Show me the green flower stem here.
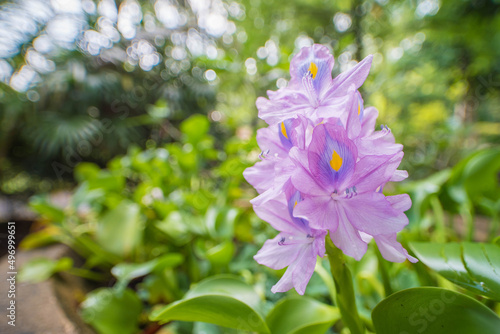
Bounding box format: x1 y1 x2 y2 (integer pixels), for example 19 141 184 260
430 195 446 243
376 250 393 297
325 235 365 334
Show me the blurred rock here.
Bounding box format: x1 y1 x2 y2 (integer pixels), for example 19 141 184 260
0 196 36 222
0 245 95 334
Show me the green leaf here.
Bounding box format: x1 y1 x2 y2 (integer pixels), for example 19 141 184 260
400 169 451 224
71 182 105 209
29 195 65 222
205 241 234 266
266 296 340 334
180 114 210 144
19 226 61 250
372 287 500 334
96 200 142 257
111 253 184 284
410 242 500 301
74 162 101 182
18 257 73 283
155 211 191 244
447 148 500 203
80 288 142 334
73 234 123 265
150 275 269 333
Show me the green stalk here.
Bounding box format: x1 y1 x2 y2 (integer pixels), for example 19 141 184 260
67 267 106 281
325 235 365 334
375 250 393 297
460 205 474 241
430 195 446 243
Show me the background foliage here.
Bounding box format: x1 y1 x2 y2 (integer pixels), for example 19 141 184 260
1 0 499 333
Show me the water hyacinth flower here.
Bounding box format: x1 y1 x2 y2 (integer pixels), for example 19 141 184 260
256 44 373 126
245 44 416 295
290 123 411 260
253 182 326 294
243 115 310 206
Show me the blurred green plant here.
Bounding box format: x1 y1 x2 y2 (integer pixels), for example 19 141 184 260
5 0 500 333
20 114 264 333
2 0 500 197
400 147 500 242
18 115 499 333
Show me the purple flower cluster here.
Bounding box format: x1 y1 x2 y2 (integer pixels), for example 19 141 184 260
244 44 417 295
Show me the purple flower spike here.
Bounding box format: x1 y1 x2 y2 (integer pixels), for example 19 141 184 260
245 43 416 294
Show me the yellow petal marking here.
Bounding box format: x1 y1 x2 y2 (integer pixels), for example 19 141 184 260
280 122 288 139
308 62 318 79
294 200 298 208
330 150 343 171
358 103 361 115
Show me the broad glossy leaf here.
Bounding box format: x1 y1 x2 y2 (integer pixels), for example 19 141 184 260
266 296 340 334
80 288 142 334
19 257 73 283
410 242 500 301
372 287 500 334
150 275 269 333
96 200 142 257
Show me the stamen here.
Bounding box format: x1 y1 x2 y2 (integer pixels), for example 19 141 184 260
379 124 390 131
371 125 392 140
258 149 270 160
278 235 314 246
344 186 357 198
